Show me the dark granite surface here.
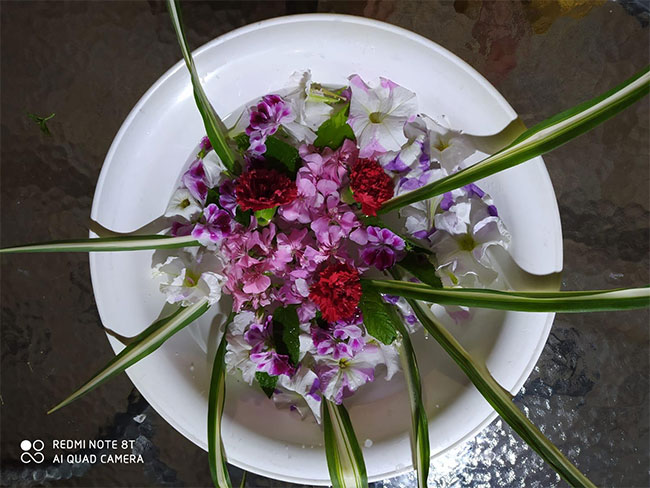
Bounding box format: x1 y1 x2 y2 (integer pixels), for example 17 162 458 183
1 1 648 487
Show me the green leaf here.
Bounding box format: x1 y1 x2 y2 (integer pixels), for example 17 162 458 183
48 299 210 414
208 328 232 488
273 305 300 365
234 133 249 152
378 66 650 214
358 285 398 345
0 235 199 254
265 136 301 174
388 270 429 488
398 252 443 288
254 207 277 226
255 371 278 398
314 104 355 150
166 0 239 174
395 319 430 487
322 400 368 488
205 187 220 206
27 112 55 136
406 297 596 488
234 208 252 227
234 133 301 175
363 280 650 313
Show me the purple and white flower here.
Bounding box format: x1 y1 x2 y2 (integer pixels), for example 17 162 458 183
347 75 417 158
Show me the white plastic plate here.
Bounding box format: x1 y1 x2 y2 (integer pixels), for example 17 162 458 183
89 14 562 485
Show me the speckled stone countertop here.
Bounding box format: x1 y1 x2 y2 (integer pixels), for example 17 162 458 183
1 1 648 487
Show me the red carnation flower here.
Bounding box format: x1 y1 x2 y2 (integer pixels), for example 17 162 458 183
349 158 394 216
309 262 362 322
235 168 298 211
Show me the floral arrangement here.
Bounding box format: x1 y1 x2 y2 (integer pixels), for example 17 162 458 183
2 3 648 488
154 70 511 421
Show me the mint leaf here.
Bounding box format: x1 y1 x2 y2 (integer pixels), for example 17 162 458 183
398 252 443 288
273 305 301 365
255 371 278 398
314 104 355 150
359 285 399 345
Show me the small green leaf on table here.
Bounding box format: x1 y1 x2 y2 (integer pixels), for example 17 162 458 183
27 112 55 136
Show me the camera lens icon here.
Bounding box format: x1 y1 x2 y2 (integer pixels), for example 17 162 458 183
20 439 45 464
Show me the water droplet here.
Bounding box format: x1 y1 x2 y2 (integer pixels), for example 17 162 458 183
364 439 373 448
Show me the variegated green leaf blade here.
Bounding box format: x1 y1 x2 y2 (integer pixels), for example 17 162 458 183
407 298 596 488
48 299 210 414
208 327 232 488
323 400 368 488
0 235 199 254
166 0 239 174
394 314 430 488
379 66 650 213
363 280 650 312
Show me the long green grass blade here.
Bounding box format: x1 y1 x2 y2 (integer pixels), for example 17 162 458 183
166 0 240 174
388 270 430 487
48 299 210 413
364 280 650 313
323 400 368 488
208 322 233 488
395 317 430 487
0 235 199 254
379 66 650 213
407 298 596 488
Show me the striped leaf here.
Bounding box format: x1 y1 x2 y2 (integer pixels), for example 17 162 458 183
48 299 210 414
379 66 650 213
407 298 596 488
394 312 430 487
166 0 240 174
0 235 199 254
208 323 233 488
323 400 368 488
363 280 650 313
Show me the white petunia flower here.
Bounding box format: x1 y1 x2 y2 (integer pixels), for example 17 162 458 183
164 188 202 220
423 114 476 174
348 75 417 158
225 311 257 384
153 249 226 307
431 189 510 287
